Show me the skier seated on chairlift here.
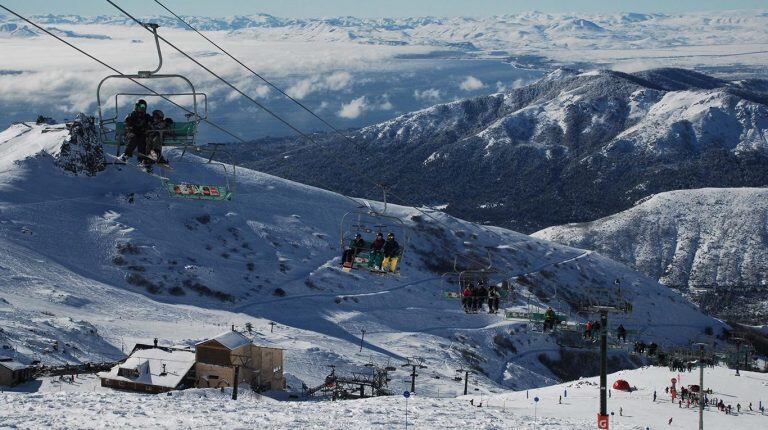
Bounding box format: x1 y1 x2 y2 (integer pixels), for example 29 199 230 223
367 232 385 270
462 283 473 313
119 99 151 164
342 233 367 265
381 232 401 273
616 324 627 342
487 285 501 314
475 280 488 313
146 109 171 165
543 306 556 332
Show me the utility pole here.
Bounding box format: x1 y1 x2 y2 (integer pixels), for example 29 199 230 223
359 329 366 353
457 369 471 395
598 309 608 428
695 343 706 430
232 365 239 400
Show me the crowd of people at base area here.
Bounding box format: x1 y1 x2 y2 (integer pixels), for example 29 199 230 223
118 99 174 166
662 383 766 416
341 232 401 273
461 280 502 314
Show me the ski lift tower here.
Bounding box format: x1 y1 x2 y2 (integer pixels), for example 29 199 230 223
580 278 632 430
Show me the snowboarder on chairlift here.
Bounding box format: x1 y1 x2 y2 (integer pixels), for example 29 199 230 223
488 286 501 314
476 281 488 313
146 109 170 165
543 307 556 332
617 324 627 342
381 233 401 273
584 321 593 339
462 283 473 313
120 99 151 163
342 233 366 265
368 232 385 270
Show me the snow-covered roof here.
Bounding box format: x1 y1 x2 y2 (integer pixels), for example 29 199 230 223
99 348 195 389
198 331 251 350
0 360 28 371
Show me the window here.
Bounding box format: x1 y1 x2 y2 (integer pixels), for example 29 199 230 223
207 375 219 380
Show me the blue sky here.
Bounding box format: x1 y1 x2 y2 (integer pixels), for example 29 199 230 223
2 0 766 17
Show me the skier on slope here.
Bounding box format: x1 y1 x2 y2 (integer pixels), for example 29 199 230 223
381 233 401 273
367 232 385 270
120 99 152 163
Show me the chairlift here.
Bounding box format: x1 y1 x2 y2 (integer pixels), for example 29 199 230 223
96 23 235 201
339 189 407 274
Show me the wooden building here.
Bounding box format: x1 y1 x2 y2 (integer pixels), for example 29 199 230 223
0 356 32 387
195 331 284 392
98 345 196 393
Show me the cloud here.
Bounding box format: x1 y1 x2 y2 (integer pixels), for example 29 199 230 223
459 76 484 91
414 88 441 101
337 96 367 119
286 71 354 99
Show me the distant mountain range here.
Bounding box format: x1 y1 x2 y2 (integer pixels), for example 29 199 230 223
229 68 768 233
1 10 766 50
534 188 768 324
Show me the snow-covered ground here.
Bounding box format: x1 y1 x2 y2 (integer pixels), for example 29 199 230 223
2 366 766 429
0 122 728 400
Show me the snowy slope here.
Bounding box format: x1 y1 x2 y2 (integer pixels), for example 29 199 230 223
2 365 766 429
241 68 768 233
534 188 768 324
0 122 723 394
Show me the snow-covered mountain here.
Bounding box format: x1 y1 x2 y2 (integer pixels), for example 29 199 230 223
534 188 768 325
19 10 768 52
233 68 768 233
0 120 722 392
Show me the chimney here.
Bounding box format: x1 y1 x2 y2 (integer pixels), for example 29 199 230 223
153 338 158 348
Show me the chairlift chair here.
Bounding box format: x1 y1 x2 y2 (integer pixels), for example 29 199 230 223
339 196 407 274
96 23 235 201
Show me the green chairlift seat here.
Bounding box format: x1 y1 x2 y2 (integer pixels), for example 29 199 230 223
103 121 199 147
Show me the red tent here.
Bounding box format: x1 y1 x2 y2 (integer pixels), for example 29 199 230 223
613 379 631 391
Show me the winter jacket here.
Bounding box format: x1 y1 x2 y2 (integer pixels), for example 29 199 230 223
348 238 367 252
124 110 151 139
383 239 400 257
370 237 385 251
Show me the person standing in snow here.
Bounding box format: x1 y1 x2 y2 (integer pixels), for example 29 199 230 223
367 232 385 270
653 391 657 402
381 233 401 273
120 99 152 163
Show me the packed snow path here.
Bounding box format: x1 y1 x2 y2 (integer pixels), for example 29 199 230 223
2 366 767 429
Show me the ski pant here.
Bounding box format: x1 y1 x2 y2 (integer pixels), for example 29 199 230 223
342 249 356 264
146 132 164 159
462 297 471 312
368 251 383 269
123 133 146 158
382 256 399 273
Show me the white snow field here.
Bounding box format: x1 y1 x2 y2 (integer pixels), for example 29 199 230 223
2 366 767 429
0 122 735 427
